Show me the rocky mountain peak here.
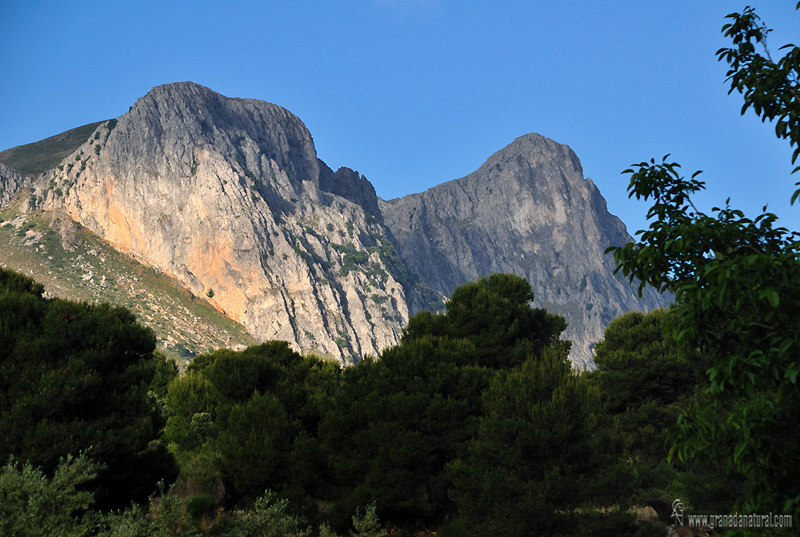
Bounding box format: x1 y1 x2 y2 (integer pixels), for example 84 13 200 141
482 132 584 175
380 133 666 367
116 81 320 189
4 84 668 366
35 83 413 362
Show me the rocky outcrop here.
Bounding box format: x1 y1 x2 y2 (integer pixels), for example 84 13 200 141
379 134 668 367
319 165 381 218
0 163 27 208
10 82 668 366
41 82 409 362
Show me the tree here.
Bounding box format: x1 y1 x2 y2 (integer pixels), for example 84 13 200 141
448 348 617 536
590 310 696 468
402 273 568 369
320 336 490 527
163 369 220 452
217 392 296 501
591 310 697 415
164 341 341 507
321 275 569 530
0 268 176 510
608 3 800 522
589 310 746 519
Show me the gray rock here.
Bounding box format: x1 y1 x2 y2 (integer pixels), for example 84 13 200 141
0 163 27 208
379 133 668 367
319 164 381 219
44 82 407 363
7 82 667 367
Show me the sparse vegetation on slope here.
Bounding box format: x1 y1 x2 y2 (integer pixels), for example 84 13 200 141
0 121 104 175
0 204 255 364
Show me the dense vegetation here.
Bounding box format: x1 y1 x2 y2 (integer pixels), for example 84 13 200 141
0 268 176 511
0 268 730 536
2 4 798 536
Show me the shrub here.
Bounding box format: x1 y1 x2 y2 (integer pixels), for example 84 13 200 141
0 453 102 537
185 493 216 522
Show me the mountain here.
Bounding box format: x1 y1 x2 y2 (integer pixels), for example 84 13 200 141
380 134 665 366
0 82 668 366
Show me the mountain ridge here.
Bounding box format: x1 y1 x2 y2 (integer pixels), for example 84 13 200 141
380 132 665 365
1 82 668 366
33 82 415 362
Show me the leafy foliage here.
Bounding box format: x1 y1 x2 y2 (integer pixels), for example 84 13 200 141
448 348 614 536
588 309 744 521
591 310 697 414
608 3 800 523
217 391 296 500
403 273 568 368
164 341 341 508
0 463 387 537
0 264 694 534
589 310 695 472
320 336 491 526
0 267 176 510
0 453 102 537
717 4 800 184
94 488 386 537
319 274 573 530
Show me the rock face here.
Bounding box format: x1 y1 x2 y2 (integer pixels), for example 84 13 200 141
8 82 667 366
379 134 667 367
0 163 27 207
41 82 410 362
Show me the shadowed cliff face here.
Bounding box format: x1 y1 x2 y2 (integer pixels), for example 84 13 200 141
0 163 27 206
43 82 409 362
379 134 668 367
12 82 667 367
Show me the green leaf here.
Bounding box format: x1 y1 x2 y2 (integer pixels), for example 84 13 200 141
785 365 799 384
766 288 780 308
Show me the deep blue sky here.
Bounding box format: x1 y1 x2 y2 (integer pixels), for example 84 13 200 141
1 1 798 236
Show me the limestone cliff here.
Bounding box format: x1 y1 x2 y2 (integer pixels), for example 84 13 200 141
0 163 27 207
7 82 668 366
41 82 408 362
379 134 668 367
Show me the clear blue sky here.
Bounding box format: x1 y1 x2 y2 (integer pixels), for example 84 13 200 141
1 1 798 236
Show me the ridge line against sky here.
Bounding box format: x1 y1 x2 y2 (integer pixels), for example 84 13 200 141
1 1 798 236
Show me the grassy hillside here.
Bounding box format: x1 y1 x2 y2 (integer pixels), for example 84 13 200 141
0 201 256 365
0 121 105 175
